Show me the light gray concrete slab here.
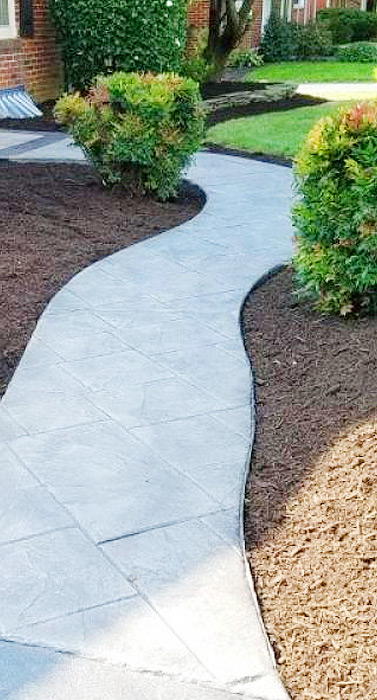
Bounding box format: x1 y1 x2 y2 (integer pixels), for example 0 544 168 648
87 376 230 428
4 392 107 434
116 316 229 354
153 343 251 405
0 642 251 700
163 290 245 338
0 130 44 150
103 520 287 697
2 364 88 404
0 406 26 442
41 330 130 362
10 422 219 542
1 143 293 699
8 136 86 161
10 597 210 681
131 413 250 470
62 348 174 392
0 528 135 634
17 337 63 370
0 445 73 545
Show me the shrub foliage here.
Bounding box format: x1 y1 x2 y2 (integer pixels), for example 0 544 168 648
293 102 377 315
337 41 377 63
261 13 332 62
55 72 205 201
318 8 377 44
50 0 187 89
227 48 263 68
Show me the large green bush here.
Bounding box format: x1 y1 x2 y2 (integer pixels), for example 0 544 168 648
337 40 377 63
294 21 333 60
55 72 205 201
261 13 296 63
261 13 332 62
318 8 377 44
293 102 377 315
50 0 187 89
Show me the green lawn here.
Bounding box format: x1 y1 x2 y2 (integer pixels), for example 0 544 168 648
206 102 344 158
246 61 377 83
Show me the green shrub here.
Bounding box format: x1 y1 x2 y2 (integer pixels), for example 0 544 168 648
293 102 377 315
318 8 377 44
337 40 377 62
294 21 333 59
50 0 187 89
55 72 205 201
183 55 214 83
261 13 296 63
261 13 332 62
227 48 263 68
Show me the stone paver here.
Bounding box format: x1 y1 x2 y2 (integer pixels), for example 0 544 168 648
0 132 293 699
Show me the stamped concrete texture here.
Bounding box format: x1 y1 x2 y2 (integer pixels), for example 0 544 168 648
0 132 293 699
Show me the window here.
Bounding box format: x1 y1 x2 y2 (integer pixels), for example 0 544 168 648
0 0 16 39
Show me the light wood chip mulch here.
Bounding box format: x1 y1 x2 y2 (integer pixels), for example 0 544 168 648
243 267 377 700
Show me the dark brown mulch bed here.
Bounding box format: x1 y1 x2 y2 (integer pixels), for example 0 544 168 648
0 161 203 397
242 267 377 700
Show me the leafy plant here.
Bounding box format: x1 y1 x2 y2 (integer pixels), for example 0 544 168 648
50 0 187 90
227 47 263 68
55 72 205 201
318 8 377 44
337 41 377 63
294 21 333 60
261 13 296 63
293 102 377 315
261 14 332 63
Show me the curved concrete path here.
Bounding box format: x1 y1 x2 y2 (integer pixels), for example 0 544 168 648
0 137 293 700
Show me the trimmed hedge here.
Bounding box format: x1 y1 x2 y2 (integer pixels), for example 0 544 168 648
318 8 377 44
50 0 187 89
337 41 377 63
293 102 377 316
55 72 205 201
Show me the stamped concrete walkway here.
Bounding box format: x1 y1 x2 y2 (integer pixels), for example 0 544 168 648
0 133 293 700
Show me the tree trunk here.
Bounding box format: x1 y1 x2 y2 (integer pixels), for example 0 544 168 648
204 0 254 71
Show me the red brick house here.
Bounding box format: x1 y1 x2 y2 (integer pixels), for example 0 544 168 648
0 0 61 101
0 0 372 104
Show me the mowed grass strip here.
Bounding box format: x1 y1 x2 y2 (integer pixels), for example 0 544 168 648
207 102 346 158
246 61 377 83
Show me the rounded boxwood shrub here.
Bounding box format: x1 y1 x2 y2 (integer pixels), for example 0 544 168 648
50 0 187 89
55 72 205 201
293 102 377 315
337 41 377 63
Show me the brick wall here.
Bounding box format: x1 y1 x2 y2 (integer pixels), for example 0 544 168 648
0 0 62 102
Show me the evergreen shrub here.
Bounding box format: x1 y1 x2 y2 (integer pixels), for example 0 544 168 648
55 72 205 201
50 0 187 89
293 102 377 315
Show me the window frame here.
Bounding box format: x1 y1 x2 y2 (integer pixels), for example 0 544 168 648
0 0 17 40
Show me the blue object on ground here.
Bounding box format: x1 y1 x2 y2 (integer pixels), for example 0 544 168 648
0 86 42 119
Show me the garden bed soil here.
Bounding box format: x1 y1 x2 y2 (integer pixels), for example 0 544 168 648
0 161 202 397
243 267 377 700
